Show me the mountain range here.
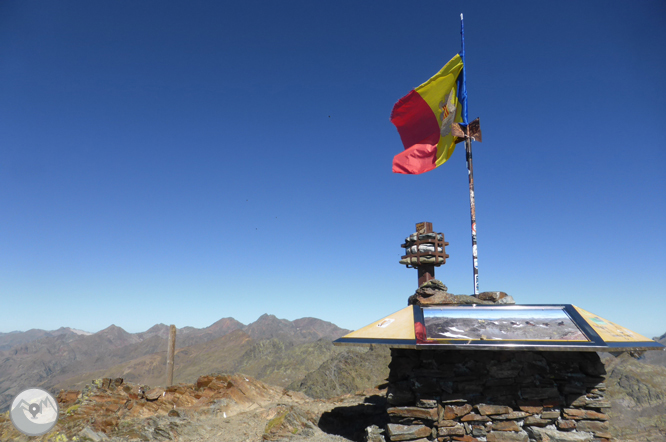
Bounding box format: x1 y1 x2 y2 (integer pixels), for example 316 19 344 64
0 314 391 413
1 318 664 441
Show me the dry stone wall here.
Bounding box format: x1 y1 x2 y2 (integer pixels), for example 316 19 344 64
380 349 611 442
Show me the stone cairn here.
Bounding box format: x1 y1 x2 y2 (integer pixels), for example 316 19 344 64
366 224 612 442
379 346 610 442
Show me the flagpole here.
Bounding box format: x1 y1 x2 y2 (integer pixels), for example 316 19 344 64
465 134 479 295
459 13 480 295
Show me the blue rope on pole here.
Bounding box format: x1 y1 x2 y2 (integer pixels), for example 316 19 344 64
458 13 469 125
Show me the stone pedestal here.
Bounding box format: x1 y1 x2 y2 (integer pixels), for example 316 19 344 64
383 349 611 442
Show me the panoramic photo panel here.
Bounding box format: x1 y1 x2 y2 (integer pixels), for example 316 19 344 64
423 307 589 342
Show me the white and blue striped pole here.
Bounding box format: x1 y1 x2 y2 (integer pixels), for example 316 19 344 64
459 13 479 295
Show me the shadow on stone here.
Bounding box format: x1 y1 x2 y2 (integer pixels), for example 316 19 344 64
318 395 389 441
364 394 388 406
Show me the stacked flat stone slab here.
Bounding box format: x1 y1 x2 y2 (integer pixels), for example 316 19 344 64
383 349 611 442
406 279 515 306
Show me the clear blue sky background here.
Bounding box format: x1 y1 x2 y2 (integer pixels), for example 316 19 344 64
2 1 664 338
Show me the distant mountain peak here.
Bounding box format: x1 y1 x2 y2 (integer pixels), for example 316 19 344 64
242 314 349 344
99 324 125 333
94 325 139 346
206 317 244 332
145 324 168 331
256 313 278 321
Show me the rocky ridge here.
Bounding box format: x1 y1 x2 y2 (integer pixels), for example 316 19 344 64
639 332 666 368
0 374 387 442
603 352 666 442
0 315 350 413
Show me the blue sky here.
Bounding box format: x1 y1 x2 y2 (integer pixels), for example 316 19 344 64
1 1 664 339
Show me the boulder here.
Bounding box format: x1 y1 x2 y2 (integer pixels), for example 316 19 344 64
144 388 165 401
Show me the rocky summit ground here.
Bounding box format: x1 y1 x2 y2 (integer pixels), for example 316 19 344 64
0 374 389 442
2 350 666 442
1 319 664 442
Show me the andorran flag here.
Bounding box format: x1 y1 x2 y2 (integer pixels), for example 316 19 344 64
391 54 465 174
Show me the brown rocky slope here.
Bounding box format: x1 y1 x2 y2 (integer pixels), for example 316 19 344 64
0 374 388 442
603 352 666 442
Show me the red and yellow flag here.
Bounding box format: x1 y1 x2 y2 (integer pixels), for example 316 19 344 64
391 54 464 174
